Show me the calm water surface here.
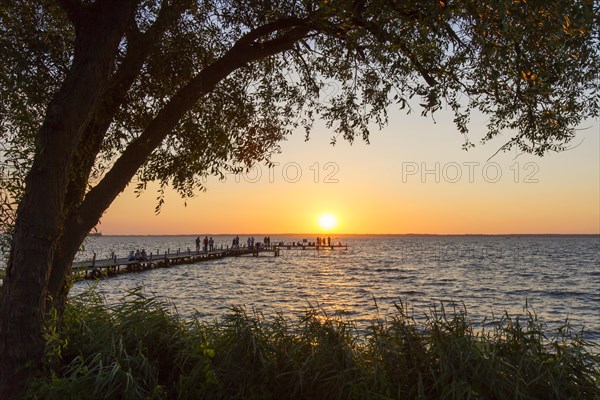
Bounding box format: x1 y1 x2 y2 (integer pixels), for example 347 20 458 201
71 235 600 341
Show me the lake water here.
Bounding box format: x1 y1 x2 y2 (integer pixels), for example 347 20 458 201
71 235 600 342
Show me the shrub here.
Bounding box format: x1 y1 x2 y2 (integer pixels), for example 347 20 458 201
26 288 599 400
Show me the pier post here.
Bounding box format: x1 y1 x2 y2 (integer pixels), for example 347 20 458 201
92 253 96 267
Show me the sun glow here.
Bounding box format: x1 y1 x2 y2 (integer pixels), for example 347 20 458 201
318 214 338 231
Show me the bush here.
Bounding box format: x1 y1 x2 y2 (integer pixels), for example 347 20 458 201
26 288 599 400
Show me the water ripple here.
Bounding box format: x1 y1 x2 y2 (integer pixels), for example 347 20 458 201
72 235 600 342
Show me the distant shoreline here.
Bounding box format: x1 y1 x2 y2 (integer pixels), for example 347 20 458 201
90 233 600 238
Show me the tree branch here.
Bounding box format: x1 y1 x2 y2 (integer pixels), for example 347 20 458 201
292 46 320 96
75 19 312 232
246 26 311 59
350 2 438 87
396 42 437 87
356 18 438 87
236 16 308 47
56 0 85 26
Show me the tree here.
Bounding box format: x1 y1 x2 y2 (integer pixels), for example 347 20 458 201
0 0 597 397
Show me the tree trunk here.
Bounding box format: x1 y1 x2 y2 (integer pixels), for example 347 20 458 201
0 165 65 399
46 21 166 313
46 124 107 316
46 216 89 319
0 2 136 397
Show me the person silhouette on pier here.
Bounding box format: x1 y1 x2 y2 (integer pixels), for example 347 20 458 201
203 236 208 252
209 237 214 251
195 236 200 252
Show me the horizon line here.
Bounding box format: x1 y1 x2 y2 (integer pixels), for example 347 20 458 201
92 232 600 237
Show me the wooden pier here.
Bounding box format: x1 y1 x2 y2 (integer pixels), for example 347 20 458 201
72 247 279 280
70 242 348 280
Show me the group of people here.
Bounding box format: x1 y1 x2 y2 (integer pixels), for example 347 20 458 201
317 237 332 246
230 236 272 249
248 236 273 249
128 249 148 262
280 237 339 247
129 235 339 262
196 236 214 252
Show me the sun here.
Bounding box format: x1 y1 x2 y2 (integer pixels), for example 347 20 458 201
318 214 338 231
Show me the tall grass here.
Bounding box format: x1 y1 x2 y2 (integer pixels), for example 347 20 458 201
27 288 599 399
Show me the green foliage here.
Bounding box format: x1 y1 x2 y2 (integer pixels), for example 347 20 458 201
26 288 600 400
0 0 70 238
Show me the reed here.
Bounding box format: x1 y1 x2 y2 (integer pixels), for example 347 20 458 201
26 288 599 399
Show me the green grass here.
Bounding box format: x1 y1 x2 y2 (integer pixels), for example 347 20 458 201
26 288 599 400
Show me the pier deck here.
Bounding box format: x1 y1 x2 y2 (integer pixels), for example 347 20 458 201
72 247 279 280
70 242 348 280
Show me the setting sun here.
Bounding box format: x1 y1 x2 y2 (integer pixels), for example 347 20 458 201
318 214 338 231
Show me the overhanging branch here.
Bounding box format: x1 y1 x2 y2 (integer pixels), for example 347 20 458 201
56 0 85 25
75 18 313 232
236 16 308 47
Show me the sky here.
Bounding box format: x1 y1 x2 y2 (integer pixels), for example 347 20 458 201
97 107 600 235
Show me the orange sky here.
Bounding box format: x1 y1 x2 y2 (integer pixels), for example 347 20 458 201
98 110 600 235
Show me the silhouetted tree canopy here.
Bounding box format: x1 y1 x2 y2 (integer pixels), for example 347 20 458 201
1 0 597 212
